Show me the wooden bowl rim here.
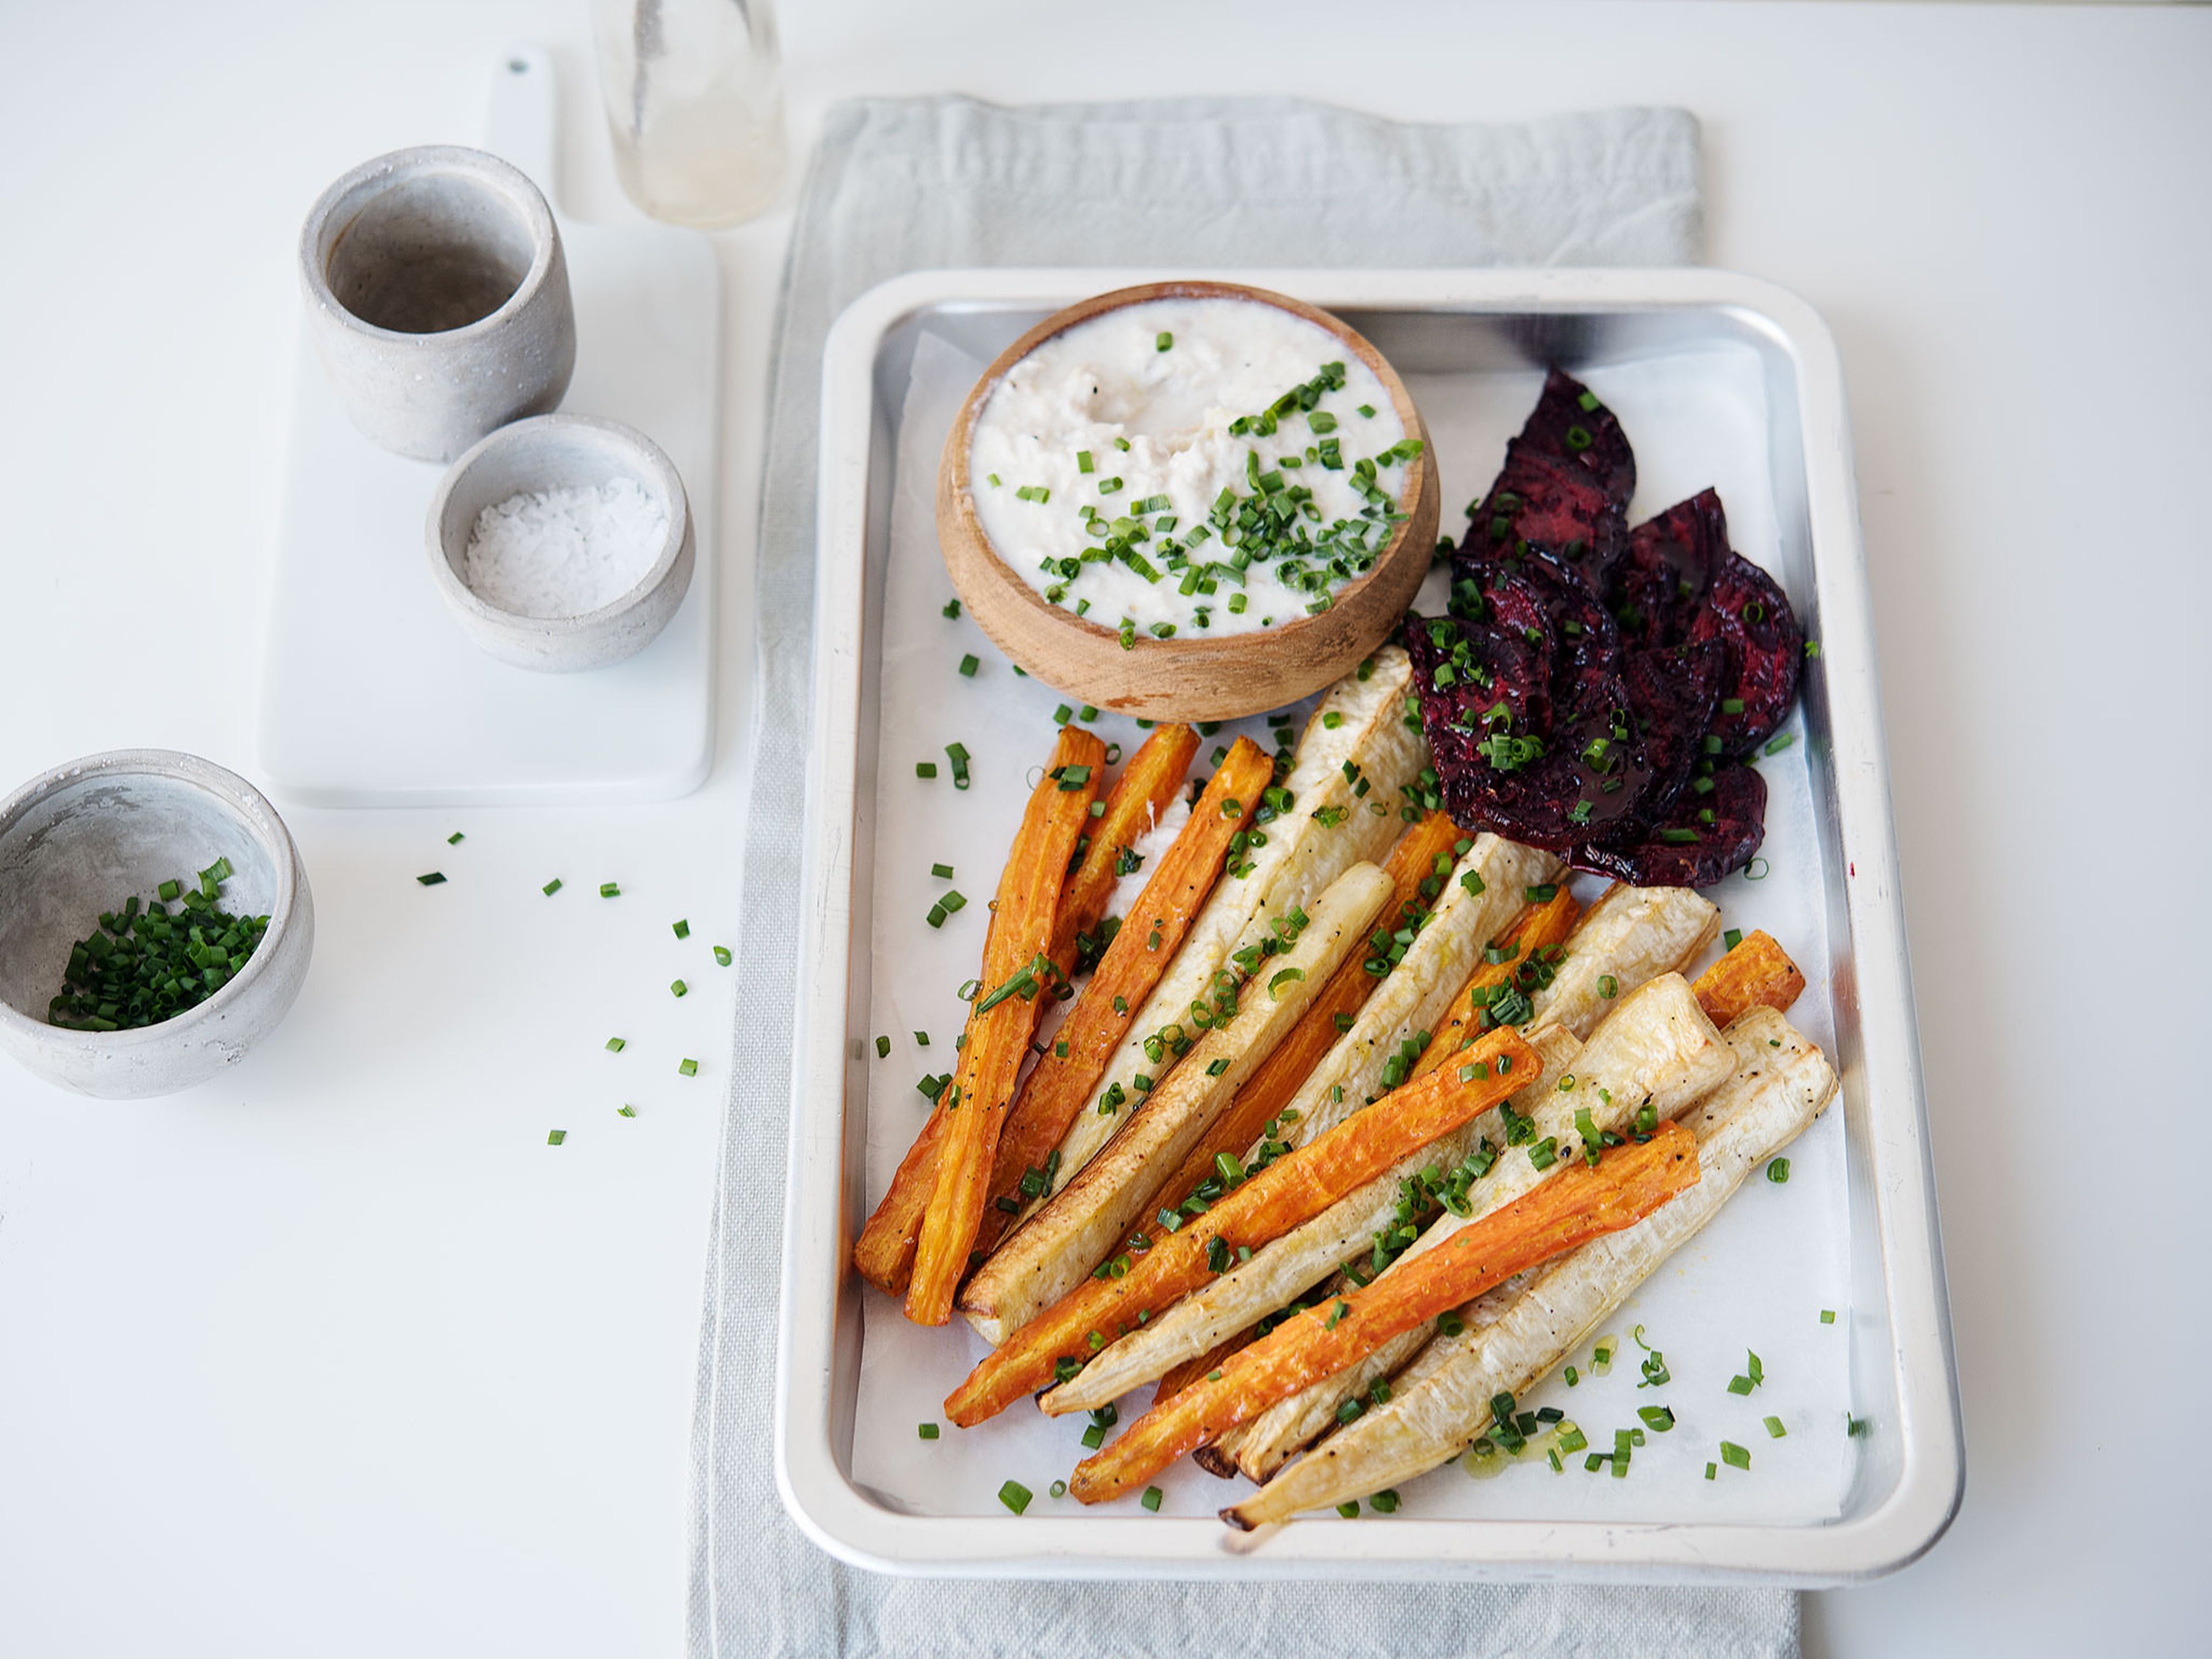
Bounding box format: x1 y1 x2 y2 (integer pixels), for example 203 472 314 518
938 279 1436 662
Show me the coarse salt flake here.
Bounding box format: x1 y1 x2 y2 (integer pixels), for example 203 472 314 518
464 479 668 619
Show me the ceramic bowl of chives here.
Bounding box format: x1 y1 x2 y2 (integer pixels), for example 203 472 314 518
425 413 695 672
0 750 315 1099
937 280 1441 722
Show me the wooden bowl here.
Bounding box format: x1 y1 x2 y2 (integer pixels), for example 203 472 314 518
936 281 1440 721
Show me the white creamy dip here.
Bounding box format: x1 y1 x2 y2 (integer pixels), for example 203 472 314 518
967 297 1417 641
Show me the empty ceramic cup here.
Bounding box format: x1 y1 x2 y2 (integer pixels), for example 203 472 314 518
300 145 577 463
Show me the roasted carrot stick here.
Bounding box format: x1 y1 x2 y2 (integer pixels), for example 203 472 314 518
1410 885 1583 1081
1067 1119 1699 1502
942 1024 1541 1427
1160 1330 1253 1404
972 737 1275 1257
903 726 1107 1325
850 727 1100 1301
1114 811 1467 1249
1691 929 1806 1028
1047 723 1199 976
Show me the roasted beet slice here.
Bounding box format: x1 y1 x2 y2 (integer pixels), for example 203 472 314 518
1618 489 1728 649
1463 371 1636 589
1418 665 1687 854
1571 762 1767 888
1519 368 1636 503
1503 543 1623 707
1465 449 1628 584
1596 638 1725 839
1404 611 1555 745
1689 551 1804 756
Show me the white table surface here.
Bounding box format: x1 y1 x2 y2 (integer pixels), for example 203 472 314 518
1 2 2205 1654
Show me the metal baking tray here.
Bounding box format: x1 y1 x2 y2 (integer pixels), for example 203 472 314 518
777 268 1961 1582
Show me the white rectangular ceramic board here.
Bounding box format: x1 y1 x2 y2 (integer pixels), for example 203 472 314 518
255 46 719 807
778 268 1961 1582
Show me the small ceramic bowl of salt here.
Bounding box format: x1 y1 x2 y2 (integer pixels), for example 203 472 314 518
425 413 694 672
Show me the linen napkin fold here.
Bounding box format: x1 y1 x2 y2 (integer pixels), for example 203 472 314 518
692 93 1793 1659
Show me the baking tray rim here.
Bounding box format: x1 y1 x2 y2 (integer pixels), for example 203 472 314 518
775 264 1963 1584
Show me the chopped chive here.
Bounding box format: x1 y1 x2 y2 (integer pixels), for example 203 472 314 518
1720 1440 1750 1470
931 862 955 879
1357 404 1376 419
547 1130 566 1145
600 882 620 898
446 831 464 845
1723 927 1743 951
918 1422 940 1440
543 878 563 896
1764 732 1796 755
1820 1309 1836 1324
1765 1415 1787 1439
916 762 938 778
959 654 980 677
1141 1487 1163 1512
1156 331 1173 352
608 1037 628 1053
679 1059 698 1077
416 872 446 885
617 1105 637 1118
671 979 688 998
713 945 732 966
1767 1157 1791 1183
673 919 691 940
1705 1462 1717 1480
998 1480 1032 1515
1075 451 1094 475
1336 1501 1360 1518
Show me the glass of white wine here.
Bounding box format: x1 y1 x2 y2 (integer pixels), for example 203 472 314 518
591 0 788 228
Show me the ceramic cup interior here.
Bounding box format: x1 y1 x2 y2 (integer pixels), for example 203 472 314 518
0 767 285 1025
320 166 541 336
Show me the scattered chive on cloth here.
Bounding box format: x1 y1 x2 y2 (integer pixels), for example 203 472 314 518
694 94 1795 1659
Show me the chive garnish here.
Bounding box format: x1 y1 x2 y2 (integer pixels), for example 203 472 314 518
959 654 979 677
1140 1487 1163 1512
608 1037 628 1053
543 878 563 896
446 831 464 844
416 872 446 886
918 1422 939 1440
998 1480 1032 1514
671 979 688 998
1720 1441 1750 1470
1156 331 1173 352
673 919 691 940
679 1059 698 1077
600 882 621 898
713 945 732 965
547 1130 566 1145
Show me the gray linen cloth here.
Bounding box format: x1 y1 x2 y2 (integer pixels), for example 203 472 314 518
692 94 1795 1658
